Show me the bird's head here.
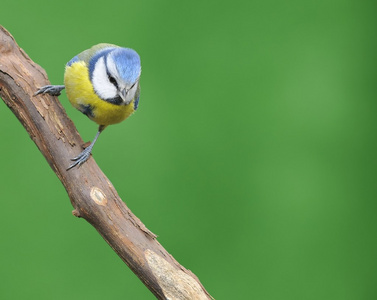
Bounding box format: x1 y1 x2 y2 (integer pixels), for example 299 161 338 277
89 47 141 105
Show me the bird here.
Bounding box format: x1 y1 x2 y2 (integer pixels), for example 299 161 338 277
35 43 141 170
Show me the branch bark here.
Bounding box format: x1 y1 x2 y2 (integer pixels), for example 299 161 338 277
0 26 212 300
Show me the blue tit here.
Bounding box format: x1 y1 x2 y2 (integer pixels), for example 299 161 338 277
35 43 141 170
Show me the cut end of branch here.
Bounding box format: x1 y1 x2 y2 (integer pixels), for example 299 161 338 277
145 249 211 300
72 209 81 218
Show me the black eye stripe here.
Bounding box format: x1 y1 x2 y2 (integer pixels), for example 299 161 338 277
107 73 118 88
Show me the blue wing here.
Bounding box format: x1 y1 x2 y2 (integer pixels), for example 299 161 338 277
133 84 140 110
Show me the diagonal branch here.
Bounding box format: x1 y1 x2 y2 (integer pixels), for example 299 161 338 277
0 26 213 300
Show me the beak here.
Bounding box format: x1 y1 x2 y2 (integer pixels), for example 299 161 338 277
118 88 129 104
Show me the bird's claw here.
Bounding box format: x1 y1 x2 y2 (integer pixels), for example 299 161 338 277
34 85 65 96
67 148 92 170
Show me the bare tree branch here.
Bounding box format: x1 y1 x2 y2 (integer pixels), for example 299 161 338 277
0 26 213 300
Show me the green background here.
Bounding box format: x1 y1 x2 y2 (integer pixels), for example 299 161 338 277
1 0 376 299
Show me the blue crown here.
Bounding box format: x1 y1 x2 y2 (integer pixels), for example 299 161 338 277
111 48 141 84
87 47 140 84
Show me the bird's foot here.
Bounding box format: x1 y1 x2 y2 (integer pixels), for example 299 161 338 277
67 147 92 170
34 85 65 96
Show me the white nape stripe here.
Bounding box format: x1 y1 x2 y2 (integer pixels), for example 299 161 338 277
106 56 120 83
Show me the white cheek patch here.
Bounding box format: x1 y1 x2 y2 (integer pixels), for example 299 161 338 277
91 57 117 100
125 83 138 103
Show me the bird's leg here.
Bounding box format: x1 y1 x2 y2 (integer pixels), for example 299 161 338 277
67 125 107 170
34 85 65 96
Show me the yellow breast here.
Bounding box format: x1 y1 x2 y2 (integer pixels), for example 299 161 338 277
64 61 135 126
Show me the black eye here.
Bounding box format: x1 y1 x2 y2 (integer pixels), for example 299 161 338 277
108 74 118 88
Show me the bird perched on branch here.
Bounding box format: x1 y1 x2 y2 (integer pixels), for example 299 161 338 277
35 43 141 170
